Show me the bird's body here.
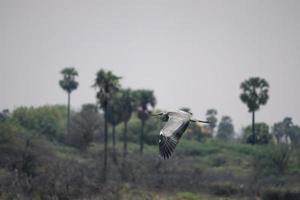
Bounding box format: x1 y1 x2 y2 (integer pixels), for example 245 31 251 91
155 110 209 159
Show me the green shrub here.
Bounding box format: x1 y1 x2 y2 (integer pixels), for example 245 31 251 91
176 139 220 156
253 144 292 176
243 123 272 144
11 105 67 141
262 188 300 200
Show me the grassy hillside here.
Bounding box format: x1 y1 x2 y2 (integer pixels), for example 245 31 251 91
46 139 300 200
1 106 300 200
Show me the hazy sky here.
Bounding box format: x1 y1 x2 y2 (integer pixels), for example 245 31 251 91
1 0 300 130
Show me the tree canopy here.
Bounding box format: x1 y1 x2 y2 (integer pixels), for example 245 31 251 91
217 116 235 140
59 67 79 93
240 77 269 112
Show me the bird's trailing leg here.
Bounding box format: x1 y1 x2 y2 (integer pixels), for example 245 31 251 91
190 118 210 123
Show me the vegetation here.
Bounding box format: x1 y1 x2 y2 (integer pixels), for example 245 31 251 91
217 116 234 140
134 90 156 153
243 122 272 144
1 72 299 200
66 104 102 151
205 109 218 135
59 67 79 136
119 89 135 159
93 69 121 182
240 77 269 144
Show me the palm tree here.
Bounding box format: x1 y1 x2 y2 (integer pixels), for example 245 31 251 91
93 69 121 182
106 93 122 156
59 67 79 135
240 77 269 144
119 89 135 159
134 90 156 153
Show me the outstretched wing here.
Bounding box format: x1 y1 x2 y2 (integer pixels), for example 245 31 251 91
159 112 190 159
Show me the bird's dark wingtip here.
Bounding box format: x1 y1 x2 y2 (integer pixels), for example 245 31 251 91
159 134 177 159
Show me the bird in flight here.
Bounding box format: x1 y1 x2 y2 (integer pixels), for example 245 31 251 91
153 110 209 159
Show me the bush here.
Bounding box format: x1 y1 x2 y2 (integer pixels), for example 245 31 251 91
262 188 300 200
65 104 103 150
243 123 272 144
176 139 220 156
253 144 292 176
11 105 67 141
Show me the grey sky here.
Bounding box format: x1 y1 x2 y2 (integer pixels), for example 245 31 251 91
1 0 300 130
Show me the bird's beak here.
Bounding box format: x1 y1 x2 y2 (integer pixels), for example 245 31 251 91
151 113 162 117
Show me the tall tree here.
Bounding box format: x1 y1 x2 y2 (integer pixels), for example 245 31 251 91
240 77 269 144
119 89 135 159
206 109 218 136
59 67 79 135
93 69 121 182
134 90 156 153
217 116 234 140
106 94 122 156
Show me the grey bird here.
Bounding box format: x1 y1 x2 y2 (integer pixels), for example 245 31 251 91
153 110 209 159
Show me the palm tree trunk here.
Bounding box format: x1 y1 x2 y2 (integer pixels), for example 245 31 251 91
103 105 108 182
67 92 71 135
140 120 145 153
252 111 256 144
123 121 128 159
121 121 128 181
112 125 116 154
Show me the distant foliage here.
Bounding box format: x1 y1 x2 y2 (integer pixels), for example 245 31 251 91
0 121 99 199
272 117 300 147
253 144 292 176
119 114 160 145
243 123 272 144
206 109 218 135
11 105 67 141
185 123 210 142
0 109 10 122
59 67 79 93
262 187 300 200
179 107 209 142
217 116 235 140
107 93 123 127
66 104 103 150
133 89 156 153
240 77 269 112
240 77 270 144
93 69 122 181
93 69 121 109
289 125 300 148
59 67 79 136
134 90 156 122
